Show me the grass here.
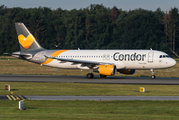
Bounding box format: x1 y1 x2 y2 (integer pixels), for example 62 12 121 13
1 82 179 96
0 56 179 119
0 100 179 120
0 56 179 77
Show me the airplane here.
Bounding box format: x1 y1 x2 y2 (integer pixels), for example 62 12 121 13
10 22 176 79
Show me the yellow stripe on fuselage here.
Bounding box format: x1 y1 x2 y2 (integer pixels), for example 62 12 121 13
41 50 68 65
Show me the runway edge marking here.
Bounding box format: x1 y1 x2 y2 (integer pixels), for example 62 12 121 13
6 95 26 100
6 95 12 100
10 95 16 100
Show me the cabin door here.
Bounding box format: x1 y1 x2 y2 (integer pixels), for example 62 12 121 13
148 52 154 63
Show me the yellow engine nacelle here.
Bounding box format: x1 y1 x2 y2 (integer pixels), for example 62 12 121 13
118 69 135 74
98 65 116 76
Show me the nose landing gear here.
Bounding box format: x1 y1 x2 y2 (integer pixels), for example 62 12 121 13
151 69 156 79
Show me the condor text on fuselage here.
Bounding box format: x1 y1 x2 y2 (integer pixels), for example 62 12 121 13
113 52 146 61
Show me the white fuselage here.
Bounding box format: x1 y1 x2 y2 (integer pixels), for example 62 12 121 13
32 50 176 70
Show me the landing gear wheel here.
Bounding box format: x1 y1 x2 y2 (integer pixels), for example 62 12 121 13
151 75 156 79
100 74 106 78
150 69 156 79
86 73 94 79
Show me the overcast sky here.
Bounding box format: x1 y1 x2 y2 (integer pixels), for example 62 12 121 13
1 0 179 11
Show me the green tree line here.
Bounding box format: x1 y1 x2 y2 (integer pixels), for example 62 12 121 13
0 4 179 57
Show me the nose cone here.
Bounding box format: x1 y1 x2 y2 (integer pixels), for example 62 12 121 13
169 59 177 67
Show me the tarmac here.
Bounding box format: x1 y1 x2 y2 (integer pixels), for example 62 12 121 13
0 75 179 84
1 75 179 101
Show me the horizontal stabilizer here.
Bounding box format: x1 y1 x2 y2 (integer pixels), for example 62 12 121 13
3 53 12 55
3 52 31 57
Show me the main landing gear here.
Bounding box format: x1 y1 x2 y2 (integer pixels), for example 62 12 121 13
86 73 94 79
100 74 106 78
86 73 107 79
151 69 156 79
86 69 94 79
86 68 107 79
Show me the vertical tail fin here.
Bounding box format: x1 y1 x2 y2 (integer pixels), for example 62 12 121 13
15 23 43 51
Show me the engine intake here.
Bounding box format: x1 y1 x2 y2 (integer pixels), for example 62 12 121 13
98 65 116 76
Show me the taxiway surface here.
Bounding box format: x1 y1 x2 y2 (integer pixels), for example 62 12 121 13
24 96 179 101
1 95 179 101
0 75 179 84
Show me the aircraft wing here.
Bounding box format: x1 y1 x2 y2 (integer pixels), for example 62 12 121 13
44 55 112 67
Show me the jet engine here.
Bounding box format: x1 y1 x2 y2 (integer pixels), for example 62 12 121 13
98 65 117 76
118 69 135 74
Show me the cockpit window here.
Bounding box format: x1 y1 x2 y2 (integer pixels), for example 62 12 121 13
159 55 170 58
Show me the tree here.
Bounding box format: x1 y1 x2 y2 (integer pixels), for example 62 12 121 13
163 7 179 57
